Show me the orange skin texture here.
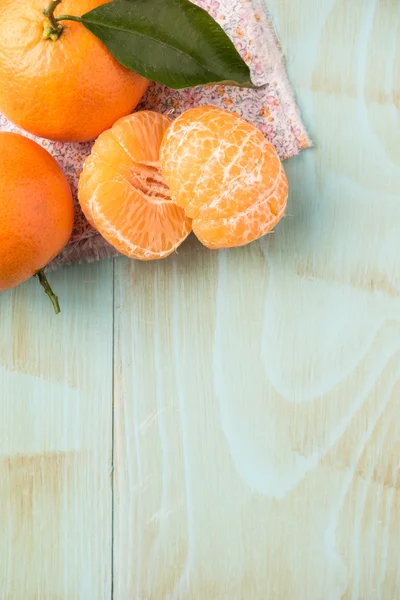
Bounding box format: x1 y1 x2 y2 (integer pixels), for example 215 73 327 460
78 111 192 261
160 106 288 249
0 133 74 291
0 0 149 142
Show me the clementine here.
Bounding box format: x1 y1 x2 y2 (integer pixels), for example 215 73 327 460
0 0 149 142
78 111 192 260
160 106 288 249
0 133 74 311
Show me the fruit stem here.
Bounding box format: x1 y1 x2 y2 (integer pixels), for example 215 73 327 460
43 0 62 30
36 269 61 315
43 0 79 40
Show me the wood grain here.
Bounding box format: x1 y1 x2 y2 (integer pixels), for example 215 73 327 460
113 0 400 598
0 261 114 599
1 0 399 598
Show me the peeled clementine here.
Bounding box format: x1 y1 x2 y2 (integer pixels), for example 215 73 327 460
78 111 192 260
0 0 149 142
0 133 74 297
160 106 288 249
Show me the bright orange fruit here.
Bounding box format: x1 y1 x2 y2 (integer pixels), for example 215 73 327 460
160 106 288 249
0 0 149 142
78 111 192 260
0 133 74 291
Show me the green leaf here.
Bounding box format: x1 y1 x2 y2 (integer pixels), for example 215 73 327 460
81 0 255 90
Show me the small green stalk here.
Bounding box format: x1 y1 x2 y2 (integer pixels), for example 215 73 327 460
43 0 62 29
42 0 82 40
36 269 61 315
55 15 82 23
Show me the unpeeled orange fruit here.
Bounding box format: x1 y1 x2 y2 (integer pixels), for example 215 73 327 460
160 106 288 249
0 0 149 142
0 132 74 293
78 111 192 260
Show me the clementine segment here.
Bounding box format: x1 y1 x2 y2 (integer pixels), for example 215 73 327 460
78 111 192 260
0 133 74 291
160 106 288 249
0 0 149 142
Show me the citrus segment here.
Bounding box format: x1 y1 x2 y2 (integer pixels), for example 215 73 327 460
193 163 288 249
78 128 134 227
90 179 191 261
78 111 192 260
160 106 288 249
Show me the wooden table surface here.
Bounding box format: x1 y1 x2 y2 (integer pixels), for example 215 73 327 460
1 0 400 598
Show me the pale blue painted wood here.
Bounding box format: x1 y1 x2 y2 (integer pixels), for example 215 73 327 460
0 0 399 597
113 1 400 598
0 260 114 598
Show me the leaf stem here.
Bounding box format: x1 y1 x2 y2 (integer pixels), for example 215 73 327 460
55 15 82 23
36 269 61 315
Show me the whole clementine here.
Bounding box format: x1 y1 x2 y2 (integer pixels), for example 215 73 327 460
0 0 149 142
160 106 288 249
0 133 74 309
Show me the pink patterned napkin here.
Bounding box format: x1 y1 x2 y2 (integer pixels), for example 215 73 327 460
0 0 310 269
